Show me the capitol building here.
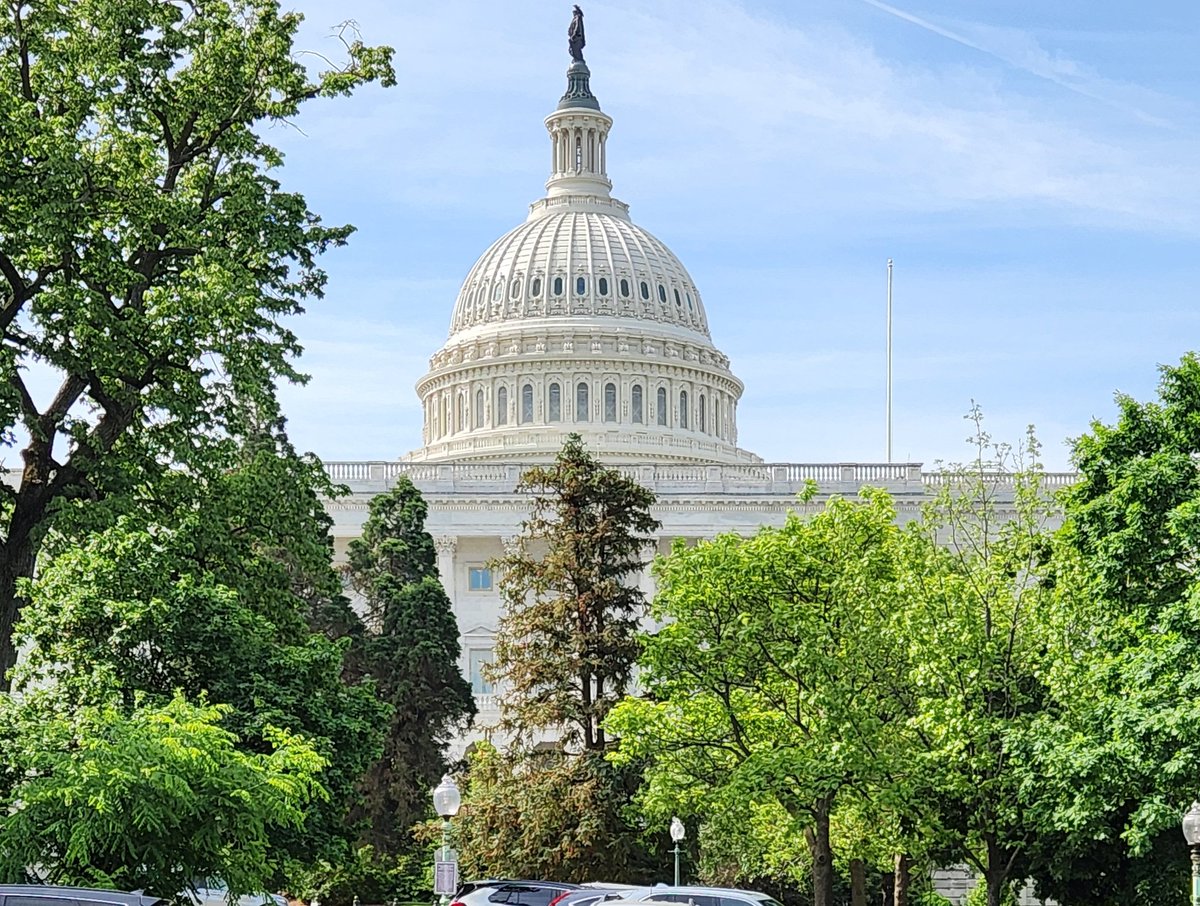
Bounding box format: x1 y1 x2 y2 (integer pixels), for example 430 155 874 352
321 37 1070 735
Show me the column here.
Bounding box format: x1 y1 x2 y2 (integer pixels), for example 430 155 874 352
433 535 458 606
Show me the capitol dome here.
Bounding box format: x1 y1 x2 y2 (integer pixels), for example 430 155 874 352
409 50 756 465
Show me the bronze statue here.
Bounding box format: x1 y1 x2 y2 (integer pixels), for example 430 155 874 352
568 5 586 62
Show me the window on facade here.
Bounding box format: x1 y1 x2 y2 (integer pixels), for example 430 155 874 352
598 277 609 296
656 387 668 425
640 281 650 300
521 383 534 423
620 278 630 297
674 288 682 306
604 382 617 422
631 384 643 423
496 386 508 426
468 566 493 591
553 276 564 296
475 389 484 428
576 276 586 295
531 277 542 296
715 397 722 436
492 283 502 301
680 390 689 429
469 648 493 695
686 292 694 310
658 284 667 303
547 382 562 421
576 382 590 422
511 279 521 298
699 393 707 433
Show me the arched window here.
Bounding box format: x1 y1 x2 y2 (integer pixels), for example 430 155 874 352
475 389 484 428
656 387 668 426
492 283 502 301
576 276 586 295
680 390 689 429
441 396 449 436
548 382 561 422
457 394 467 432
699 393 707 433
598 277 609 296
715 396 722 437
511 279 521 299
496 386 508 426
631 384 643 424
674 288 682 307
619 278 630 298
531 277 542 296
576 382 590 422
553 276 564 296
658 284 667 303
686 292 694 310
640 281 650 300
521 383 534 423
604 383 617 422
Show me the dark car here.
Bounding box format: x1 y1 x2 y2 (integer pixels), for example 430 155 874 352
452 881 579 906
0 886 163 906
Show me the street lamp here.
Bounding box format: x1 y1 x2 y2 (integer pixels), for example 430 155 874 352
1185 802 1200 906
669 817 686 886
433 776 462 906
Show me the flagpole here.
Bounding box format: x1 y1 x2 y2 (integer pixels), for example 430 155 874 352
886 258 893 463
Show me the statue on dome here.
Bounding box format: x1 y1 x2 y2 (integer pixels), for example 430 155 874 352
568 5 586 62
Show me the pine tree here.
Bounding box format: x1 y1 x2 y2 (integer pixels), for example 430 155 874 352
346 477 476 853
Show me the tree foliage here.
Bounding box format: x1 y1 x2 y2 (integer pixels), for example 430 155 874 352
0 0 394 683
345 477 475 856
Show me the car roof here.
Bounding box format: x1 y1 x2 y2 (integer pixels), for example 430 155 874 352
462 881 579 889
0 886 162 906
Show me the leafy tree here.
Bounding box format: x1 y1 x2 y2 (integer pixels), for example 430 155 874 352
0 693 325 898
0 0 395 684
490 433 660 751
607 489 912 906
10 442 389 876
345 477 476 855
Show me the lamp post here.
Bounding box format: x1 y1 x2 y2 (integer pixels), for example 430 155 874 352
1184 802 1200 906
433 776 462 906
669 817 685 886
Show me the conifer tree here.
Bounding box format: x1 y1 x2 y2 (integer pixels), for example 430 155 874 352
346 477 475 854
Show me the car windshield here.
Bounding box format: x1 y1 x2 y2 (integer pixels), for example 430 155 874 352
753 897 785 906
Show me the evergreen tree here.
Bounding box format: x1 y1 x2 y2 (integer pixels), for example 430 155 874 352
346 477 475 855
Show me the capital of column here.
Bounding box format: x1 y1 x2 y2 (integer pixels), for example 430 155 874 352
433 535 458 556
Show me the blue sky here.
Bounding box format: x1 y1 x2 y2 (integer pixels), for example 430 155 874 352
270 1 1200 471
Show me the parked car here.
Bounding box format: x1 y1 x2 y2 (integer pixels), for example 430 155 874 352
188 882 286 906
0 885 163 906
452 880 579 906
550 890 632 906
598 886 785 906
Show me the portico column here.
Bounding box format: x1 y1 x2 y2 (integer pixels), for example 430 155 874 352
433 535 458 606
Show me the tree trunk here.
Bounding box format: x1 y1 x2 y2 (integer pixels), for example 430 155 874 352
893 853 911 906
0 532 36 691
850 858 867 906
983 837 1008 906
805 797 835 906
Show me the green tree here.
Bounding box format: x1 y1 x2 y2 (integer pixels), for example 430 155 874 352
490 433 660 751
0 0 395 684
0 693 325 898
607 488 912 906
345 476 476 855
10 442 388 877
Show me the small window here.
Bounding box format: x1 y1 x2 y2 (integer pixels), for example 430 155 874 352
680 390 689 429
576 276 586 295
457 393 466 432
598 277 609 296
686 291 694 310
658 284 667 303
511 279 521 298
604 382 617 422
576 382 590 422
521 383 534 423
631 384 643 424
496 386 508 426
674 288 682 306
640 281 650 300
531 277 542 296
548 382 561 422
468 567 493 591
553 276 564 296
656 387 668 426
475 389 484 428
469 649 493 695
699 393 707 433
619 278 630 297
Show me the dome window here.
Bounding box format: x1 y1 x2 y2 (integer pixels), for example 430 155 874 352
511 279 521 299
680 390 689 429
474 389 484 429
521 383 534 424
619 278 631 298
598 277 609 296
576 276 587 295
576 382 590 422
548 383 561 422
674 289 682 307
496 387 508 426
658 284 667 304
640 281 649 301
699 393 707 433
553 276 564 296
631 385 644 424
531 277 542 296
492 283 503 302
686 292 694 310
604 383 617 422
656 387 668 426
